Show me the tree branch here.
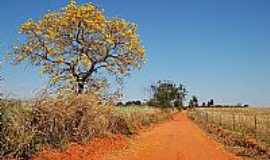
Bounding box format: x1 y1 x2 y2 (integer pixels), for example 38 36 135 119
32 31 72 66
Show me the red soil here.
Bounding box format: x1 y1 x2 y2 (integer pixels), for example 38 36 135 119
103 112 242 160
34 112 242 160
33 135 128 160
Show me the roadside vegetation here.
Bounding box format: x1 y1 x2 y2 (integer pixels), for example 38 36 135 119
188 108 270 159
0 94 173 160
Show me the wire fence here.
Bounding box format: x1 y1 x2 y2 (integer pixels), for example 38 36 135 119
188 108 270 145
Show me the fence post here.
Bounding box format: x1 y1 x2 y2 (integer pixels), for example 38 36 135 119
232 114 235 131
254 114 257 130
206 112 208 123
219 114 222 126
254 114 257 137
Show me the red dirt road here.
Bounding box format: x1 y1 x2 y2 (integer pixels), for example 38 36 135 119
103 112 241 160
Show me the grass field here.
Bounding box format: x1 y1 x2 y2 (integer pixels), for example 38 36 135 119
188 107 270 146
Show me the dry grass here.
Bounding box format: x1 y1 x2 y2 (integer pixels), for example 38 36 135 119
188 108 270 146
188 108 270 159
0 94 172 160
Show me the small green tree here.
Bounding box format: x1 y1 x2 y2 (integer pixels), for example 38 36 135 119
207 99 214 107
202 102 206 107
148 80 187 108
189 96 198 108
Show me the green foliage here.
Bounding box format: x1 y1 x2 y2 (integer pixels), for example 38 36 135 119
148 80 187 108
124 100 142 106
189 96 198 108
207 99 214 107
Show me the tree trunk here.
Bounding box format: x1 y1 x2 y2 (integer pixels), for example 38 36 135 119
77 82 84 94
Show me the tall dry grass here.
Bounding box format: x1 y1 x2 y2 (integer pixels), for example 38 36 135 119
188 108 270 159
188 108 270 146
0 94 172 160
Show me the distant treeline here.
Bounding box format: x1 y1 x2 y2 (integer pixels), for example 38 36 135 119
116 101 249 108
197 104 249 108
116 100 143 106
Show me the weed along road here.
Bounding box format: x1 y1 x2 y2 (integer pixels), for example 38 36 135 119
104 112 241 160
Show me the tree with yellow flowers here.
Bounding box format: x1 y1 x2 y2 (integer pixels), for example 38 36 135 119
12 0 145 94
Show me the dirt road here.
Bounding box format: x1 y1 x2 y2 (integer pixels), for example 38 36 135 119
104 112 241 160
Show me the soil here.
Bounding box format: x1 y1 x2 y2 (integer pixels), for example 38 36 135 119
34 112 242 160
33 135 128 160
103 112 241 160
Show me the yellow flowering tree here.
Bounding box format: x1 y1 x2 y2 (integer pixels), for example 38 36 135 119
13 0 145 94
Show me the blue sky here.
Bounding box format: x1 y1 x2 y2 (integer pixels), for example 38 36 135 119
0 0 270 106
